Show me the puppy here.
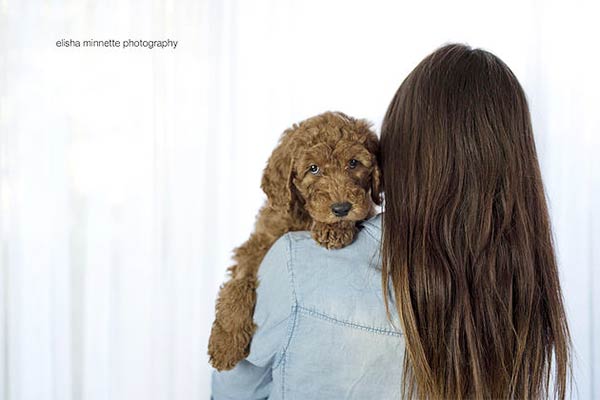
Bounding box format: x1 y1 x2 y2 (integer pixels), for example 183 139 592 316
208 111 381 371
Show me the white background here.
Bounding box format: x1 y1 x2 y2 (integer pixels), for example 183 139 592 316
1 0 599 399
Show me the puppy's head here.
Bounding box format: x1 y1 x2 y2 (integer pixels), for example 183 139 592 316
262 111 381 223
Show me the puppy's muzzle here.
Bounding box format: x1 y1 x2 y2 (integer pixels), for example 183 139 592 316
331 202 352 217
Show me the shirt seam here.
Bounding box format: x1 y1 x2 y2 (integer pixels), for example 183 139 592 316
273 235 299 371
297 306 402 337
276 304 297 397
281 352 286 400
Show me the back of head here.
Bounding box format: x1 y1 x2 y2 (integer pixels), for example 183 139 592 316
380 44 572 399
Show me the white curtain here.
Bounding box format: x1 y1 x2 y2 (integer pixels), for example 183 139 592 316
0 0 598 399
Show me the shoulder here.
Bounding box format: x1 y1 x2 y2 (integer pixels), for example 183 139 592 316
284 212 381 252
276 213 398 333
281 215 382 297
263 213 382 303
265 213 382 282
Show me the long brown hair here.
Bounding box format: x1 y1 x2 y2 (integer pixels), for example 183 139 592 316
381 44 572 399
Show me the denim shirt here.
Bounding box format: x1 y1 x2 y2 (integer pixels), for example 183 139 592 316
211 214 405 399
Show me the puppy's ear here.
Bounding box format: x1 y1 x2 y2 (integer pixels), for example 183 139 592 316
261 126 300 213
359 121 383 205
370 162 382 205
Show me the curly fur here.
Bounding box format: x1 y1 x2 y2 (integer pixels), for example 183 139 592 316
208 111 381 371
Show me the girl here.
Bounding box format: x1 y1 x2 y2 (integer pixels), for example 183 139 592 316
212 43 572 400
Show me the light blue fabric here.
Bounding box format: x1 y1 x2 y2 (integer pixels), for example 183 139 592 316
211 213 405 399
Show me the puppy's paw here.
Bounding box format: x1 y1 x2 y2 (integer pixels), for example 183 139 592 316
208 277 258 371
208 318 256 371
311 221 357 249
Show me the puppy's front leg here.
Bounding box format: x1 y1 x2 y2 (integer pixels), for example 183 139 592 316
208 274 257 371
311 220 357 249
208 231 274 371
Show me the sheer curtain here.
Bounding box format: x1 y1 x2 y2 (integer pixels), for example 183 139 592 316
0 0 598 399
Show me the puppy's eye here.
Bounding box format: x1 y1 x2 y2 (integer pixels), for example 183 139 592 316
309 164 320 175
348 159 359 169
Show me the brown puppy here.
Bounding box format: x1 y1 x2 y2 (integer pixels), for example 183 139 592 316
208 111 381 371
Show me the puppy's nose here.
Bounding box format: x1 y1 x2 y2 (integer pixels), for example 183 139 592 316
331 202 352 217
